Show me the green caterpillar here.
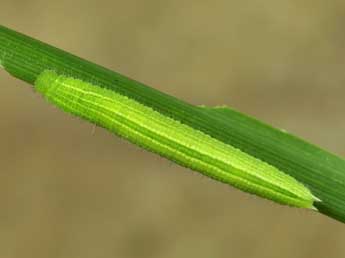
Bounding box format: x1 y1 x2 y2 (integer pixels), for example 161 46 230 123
35 70 319 209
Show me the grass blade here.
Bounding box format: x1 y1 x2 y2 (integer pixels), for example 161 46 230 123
1 25 344 223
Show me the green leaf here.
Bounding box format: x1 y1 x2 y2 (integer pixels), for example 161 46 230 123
1 25 344 223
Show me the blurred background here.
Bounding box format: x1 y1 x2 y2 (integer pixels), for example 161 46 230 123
1 0 345 257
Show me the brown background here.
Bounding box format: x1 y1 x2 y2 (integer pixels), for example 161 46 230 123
1 1 345 257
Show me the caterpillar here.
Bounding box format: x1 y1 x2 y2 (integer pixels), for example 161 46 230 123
35 70 320 209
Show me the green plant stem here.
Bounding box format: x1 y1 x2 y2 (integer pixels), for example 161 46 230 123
1 25 345 223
